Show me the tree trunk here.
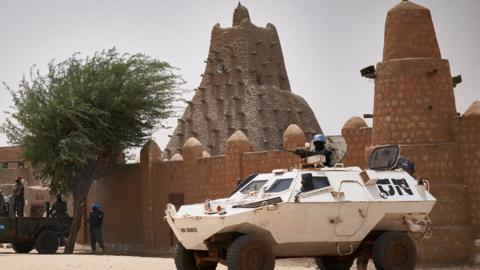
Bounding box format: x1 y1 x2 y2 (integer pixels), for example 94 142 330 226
64 162 97 254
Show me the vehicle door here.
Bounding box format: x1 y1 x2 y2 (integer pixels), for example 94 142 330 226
291 173 340 242
334 180 369 236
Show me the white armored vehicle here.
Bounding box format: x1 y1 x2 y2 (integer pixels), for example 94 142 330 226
165 145 436 270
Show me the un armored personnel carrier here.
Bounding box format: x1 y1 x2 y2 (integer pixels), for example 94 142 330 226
165 145 436 270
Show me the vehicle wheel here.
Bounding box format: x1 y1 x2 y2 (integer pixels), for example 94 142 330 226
314 256 354 270
227 235 274 270
12 241 34 253
35 230 59 254
174 243 217 270
372 231 416 270
356 256 369 270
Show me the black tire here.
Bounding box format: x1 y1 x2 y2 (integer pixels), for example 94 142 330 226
174 243 217 270
226 235 274 270
35 230 59 254
314 256 354 270
356 256 369 270
12 241 34 253
372 231 416 270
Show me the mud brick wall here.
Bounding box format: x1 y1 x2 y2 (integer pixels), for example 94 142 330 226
88 164 143 250
242 150 300 176
398 144 472 265
0 146 42 187
150 156 230 247
454 115 480 238
341 118 372 169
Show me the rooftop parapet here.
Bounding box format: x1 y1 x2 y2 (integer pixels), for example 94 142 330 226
282 124 305 149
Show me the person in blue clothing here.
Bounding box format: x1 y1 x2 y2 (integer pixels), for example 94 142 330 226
88 203 105 253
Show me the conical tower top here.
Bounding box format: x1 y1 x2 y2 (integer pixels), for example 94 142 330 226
383 0 441 60
233 2 251 26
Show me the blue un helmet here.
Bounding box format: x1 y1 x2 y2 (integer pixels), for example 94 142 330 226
92 203 101 210
312 134 326 143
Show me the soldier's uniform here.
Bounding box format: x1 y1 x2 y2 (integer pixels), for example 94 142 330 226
13 178 25 217
51 197 67 218
0 189 5 216
51 195 70 238
311 134 333 167
89 204 105 252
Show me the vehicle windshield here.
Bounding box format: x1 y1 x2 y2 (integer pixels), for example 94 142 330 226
312 176 330 190
265 178 294 193
240 180 268 194
368 145 400 170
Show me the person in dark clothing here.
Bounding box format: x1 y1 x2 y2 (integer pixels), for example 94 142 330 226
89 203 105 253
51 194 70 239
311 134 333 167
51 194 67 218
0 189 5 216
288 134 334 167
13 176 25 217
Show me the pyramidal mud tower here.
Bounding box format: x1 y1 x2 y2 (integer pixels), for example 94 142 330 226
343 0 480 265
164 4 321 158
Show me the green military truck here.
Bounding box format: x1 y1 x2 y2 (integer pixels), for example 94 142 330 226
0 195 70 254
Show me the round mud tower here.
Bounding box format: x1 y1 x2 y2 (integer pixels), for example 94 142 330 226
383 0 441 60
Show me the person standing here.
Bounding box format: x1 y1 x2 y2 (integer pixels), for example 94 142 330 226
13 176 25 217
89 203 105 253
51 194 67 218
0 189 5 216
51 194 70 240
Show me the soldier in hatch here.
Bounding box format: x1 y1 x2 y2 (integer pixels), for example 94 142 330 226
288 134 334 167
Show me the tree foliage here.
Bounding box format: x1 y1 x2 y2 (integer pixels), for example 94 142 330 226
3 48 182 194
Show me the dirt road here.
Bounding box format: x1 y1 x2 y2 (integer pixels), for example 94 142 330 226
0 250 314 270
0 248 474 270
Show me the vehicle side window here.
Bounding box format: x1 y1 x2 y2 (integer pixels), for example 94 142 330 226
312 176 330 190
266 178 294 193
240 180 268 194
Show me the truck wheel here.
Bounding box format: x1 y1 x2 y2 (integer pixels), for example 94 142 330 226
226 235 274 270
174 243 217 270
314 256 354 270
35 230 59 254
12 241 34 253
372 231 416 270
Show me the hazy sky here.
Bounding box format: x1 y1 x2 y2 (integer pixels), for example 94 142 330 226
0 0 479 152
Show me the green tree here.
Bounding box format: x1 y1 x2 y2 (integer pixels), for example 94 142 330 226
2 48 183 253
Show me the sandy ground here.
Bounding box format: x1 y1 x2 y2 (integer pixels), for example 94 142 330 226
0 247 476 270
0 248 315 270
